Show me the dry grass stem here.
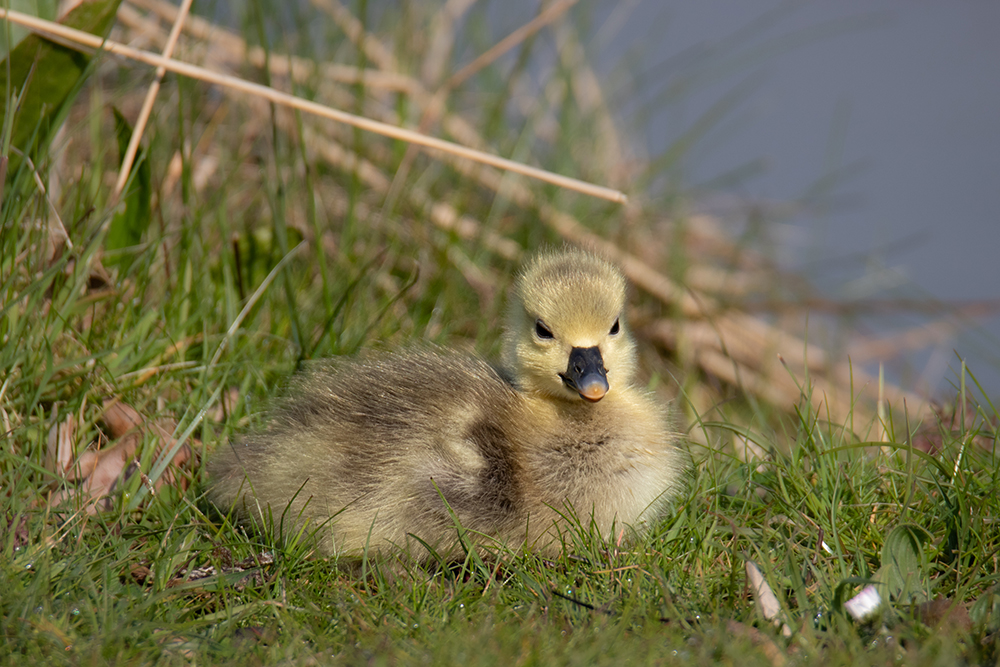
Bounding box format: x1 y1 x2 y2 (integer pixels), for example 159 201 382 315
3 7 626 202
309 0 398 72
112 0 194 199
553 21 626 183
421 0 477 86
444 0 580 91
122 1 422 95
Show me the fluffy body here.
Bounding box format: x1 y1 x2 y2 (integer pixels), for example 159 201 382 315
208 249 684 558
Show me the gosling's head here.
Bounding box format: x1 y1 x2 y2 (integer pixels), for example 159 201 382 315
502 248 637 402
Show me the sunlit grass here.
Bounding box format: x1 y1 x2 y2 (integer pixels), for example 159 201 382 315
2 1 998 664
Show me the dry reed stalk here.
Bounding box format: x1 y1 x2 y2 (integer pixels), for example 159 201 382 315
122 0 422 96
358 0 583 222
551 21 626 185
421 0 477 86
121 0 489 196
444 0 580 91
112 0 193 199
322 2 621 204
3 7 626 202
127 0 507 175
119 1 525 262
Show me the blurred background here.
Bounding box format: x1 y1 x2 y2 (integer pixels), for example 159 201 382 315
139 0 1000 398
7 0 997 433
576 0 1000 397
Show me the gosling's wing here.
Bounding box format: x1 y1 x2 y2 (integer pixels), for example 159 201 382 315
206 348 524 551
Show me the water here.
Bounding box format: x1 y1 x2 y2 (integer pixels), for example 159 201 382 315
589 0 1000 398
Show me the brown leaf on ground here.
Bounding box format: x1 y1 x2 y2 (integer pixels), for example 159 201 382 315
746 561 793 638
916 597 972 634
102 400 147 437
46 412 78 475
207 387 241 424
130 564 153 585
47 399 199 513
3 513 30 550
725 620 787 667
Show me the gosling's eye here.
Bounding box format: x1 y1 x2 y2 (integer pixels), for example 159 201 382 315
609 318 620 335
535 319 554 339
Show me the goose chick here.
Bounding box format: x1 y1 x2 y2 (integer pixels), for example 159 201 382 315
208 248 684 558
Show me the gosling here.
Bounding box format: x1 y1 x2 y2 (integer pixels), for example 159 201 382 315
208 248 684 559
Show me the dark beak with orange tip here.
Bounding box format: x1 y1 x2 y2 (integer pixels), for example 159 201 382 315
560 346 609 402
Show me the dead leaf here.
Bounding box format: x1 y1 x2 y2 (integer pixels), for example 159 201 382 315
102 399 146 437
746 561 793 638
725 619 787 667
45 413 78 474
207 386 241 424
916 597 972 634
130 564 153 585
128 549 273 592
47 399 198 513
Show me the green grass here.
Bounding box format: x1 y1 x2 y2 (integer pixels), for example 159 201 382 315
3 1 1000 664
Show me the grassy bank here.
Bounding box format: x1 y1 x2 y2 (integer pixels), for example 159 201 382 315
2 1 998 663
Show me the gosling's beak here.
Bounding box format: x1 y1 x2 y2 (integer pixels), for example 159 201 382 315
560 346 609 402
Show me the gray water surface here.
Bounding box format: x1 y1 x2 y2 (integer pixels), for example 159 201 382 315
592 0 1000 398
